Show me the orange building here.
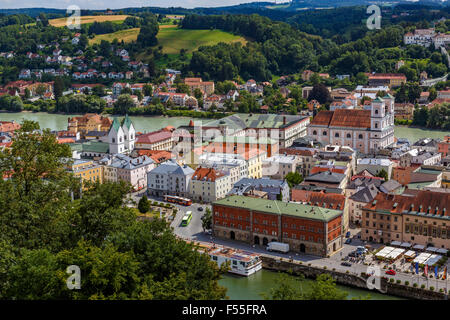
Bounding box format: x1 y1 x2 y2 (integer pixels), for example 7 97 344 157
438 136 450 157
67 113 112 137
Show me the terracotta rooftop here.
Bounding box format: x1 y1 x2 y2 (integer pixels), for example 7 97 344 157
311 109 371 129
291 190 345 210
136 129 173 145
364 191 450 217
192 167 225 182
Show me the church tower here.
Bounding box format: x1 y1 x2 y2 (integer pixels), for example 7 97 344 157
122 114 135 152
108 117 125 154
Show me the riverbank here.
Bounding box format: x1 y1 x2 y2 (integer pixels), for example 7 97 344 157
260 255 446 300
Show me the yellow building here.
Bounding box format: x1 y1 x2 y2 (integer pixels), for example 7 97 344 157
245 149 266 179
69 159 104 187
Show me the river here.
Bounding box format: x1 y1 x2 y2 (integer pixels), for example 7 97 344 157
219 270 404 300
1 112 445 300
0 112 448 142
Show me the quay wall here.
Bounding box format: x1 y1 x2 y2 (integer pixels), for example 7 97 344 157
260 255 447 300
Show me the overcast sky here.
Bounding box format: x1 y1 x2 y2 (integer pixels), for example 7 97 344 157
1 0 284 10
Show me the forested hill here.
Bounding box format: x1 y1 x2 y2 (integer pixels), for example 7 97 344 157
181 14 332 81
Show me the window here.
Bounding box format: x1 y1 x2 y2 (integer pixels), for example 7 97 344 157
358 134 363 139
323 131 327 136
346 133 351 138
375 109 378 114
313 130 317 135
335 132 340 138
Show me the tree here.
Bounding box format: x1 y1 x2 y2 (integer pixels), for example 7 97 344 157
53 77 64 99
36 84 47 97
304 274 348 300
138 195 150 214
143 84 153 97
262 273 347 300
376 169 389 181
201 208 212 231
114 94 136 114
309 83 331 104
284 172 303 188
261 272 305 300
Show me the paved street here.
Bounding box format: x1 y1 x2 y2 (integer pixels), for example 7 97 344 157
169 208 450 293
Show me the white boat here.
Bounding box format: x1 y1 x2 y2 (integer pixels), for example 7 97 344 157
197 242 262 276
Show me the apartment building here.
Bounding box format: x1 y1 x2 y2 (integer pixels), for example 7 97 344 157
189 167 232 202
361 190 450 249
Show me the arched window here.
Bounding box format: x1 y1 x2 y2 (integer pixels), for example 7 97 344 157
358 134 363 139
313 130 317 135
335 132 339 138
112 138 115 143
323 131 327 136
346 133 351 138
375 123 378 129
375 109 379 114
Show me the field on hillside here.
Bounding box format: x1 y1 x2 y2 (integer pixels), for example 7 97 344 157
89 28 140 45
49 15 129 27
156 28 247 54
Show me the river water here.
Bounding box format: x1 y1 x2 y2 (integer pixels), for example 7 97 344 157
0 112 448 142
2 112 446 300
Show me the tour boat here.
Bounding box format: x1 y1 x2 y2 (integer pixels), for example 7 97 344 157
197 242 262 276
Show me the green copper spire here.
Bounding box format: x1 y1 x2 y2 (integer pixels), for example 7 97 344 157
122 114 132 129
111 117 121 132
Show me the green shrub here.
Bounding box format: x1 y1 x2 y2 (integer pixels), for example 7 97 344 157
421 284 425 289
396 280 401 284
389 278 394 283
405 281 409 286
346 270 350 274
323 266 327 270
440 288 444 293
430 286 434 291
413 283 418 288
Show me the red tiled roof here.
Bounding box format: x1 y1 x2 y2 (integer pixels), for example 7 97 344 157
291 190 345 210
330 109 371 128
192 167 225 182
311 109 371 129
0 121 21 133
136 130 172 145
364 191 450 216
310 110 334 126
136 149 174 164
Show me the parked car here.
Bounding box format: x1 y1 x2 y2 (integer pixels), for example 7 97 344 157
198 207 204 211
341 262 352 267
385 269 396 275
345 238 352 244
345 231 351 238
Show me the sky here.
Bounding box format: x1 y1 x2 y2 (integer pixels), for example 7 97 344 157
0 0 286 10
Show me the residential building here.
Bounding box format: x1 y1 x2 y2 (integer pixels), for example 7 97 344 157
189 167 232 202
184 77 215 95
356 158 393 178
67 159 103 187
99 154 155 191
229 177 290 201
262 154 300 179
135 128 175 150
301 171 348 191
361 190 450 248
368 73 406 87
147 159 195 198
67 113 112 138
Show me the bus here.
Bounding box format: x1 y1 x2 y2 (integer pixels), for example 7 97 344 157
181 211 193 227
164 195 192 206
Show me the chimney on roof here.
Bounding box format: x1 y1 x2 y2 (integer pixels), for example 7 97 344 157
283 116 286 125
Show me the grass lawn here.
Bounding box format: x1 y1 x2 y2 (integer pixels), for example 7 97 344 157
49 15 129 27
156 27 247 54
89 28 140 45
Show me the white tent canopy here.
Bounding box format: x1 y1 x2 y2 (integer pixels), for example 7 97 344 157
404 250 416 258
391 241 401 246
413 244 425 250
436 248 448 255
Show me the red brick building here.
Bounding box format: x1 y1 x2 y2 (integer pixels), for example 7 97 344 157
212 195 343 257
